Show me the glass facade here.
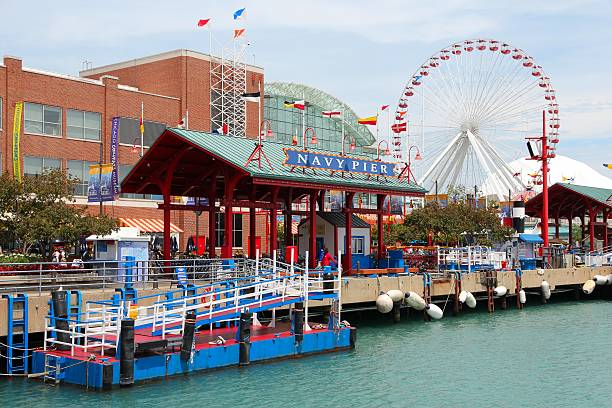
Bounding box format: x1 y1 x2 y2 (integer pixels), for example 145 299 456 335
263 84 375 156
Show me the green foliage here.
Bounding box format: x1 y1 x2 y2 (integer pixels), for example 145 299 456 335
0 169 117 253
397 202 512 246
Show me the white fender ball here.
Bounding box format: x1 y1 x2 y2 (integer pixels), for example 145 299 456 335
405 291 427 311
541 280 551 300
582 279 596 295
386 289 404 303
458 290 468 303
519 289 527 304
376 293 394 314
465 292 477 309
593 275 607 286
493 286 508 297
425 304 443 320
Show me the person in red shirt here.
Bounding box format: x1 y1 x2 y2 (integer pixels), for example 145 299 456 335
321 247 337 267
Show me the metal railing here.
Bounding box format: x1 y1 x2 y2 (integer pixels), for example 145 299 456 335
42 250 344 356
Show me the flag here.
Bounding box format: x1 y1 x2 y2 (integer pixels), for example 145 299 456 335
241 91 260 102
322 110 341 117
604 163 612 169
380 105 389 111
397 111 407 117
234 29 246 39
358 115 377 125
197 18 211 27
233 8 246 20
213 123 229 135
391 122 407 133
292 134 298 146
139 104 144 135
414 75 423 82
285 100 304 110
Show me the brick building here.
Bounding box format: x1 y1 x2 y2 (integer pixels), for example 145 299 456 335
0 49 268 255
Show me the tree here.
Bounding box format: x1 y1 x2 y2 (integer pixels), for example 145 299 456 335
0 169 117 254
398 202 511 246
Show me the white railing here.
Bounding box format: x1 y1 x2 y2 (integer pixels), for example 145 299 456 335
42 250 344 357
438 246 507 272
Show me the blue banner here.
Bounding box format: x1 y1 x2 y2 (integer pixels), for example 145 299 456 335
283 149 394 176
110 117 120 196
87 163 115 203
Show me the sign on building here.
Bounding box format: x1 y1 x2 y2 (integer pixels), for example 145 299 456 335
283 149 394 177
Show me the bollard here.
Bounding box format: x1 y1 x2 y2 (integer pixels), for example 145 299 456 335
180 311 196 362
392 301 401 323
500 294 508 310
237 310 252 366
51 290 70 351
119 318 135 387
293 302 304 343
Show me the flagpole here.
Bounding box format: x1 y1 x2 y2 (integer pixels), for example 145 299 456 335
341 106 345 155
140 101 144 157
302 91 306 149
387 107 391 160
258 80 261 139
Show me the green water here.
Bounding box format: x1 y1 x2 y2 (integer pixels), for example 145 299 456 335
2 300 611 407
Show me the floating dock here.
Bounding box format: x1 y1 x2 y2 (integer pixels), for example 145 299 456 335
27 256 354 389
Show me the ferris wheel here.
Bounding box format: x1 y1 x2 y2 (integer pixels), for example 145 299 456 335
393 39 560 200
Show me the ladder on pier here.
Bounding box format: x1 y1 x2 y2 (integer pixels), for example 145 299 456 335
3 294 29 374
43 354 64 384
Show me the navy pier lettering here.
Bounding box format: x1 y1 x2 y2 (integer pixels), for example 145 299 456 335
284 149 394 177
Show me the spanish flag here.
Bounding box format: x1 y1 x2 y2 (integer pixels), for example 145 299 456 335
358 115 377 125
139 103 144 135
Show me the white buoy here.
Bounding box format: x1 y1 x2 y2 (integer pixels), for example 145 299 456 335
519 290 527 304
386 289 404 303
593 275 607 286
425 304 443 320
465 292 477 309
541 281 551 300
405 291 427 310
582 279 596 295
493 286 508 297
458 290 468 303
376 293 394 314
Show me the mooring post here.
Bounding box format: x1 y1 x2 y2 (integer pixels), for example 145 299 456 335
119 318 135 387
423 273 432 322
293 302 304 343
51 290 71 351
486 270 495 313
238 309 252 366
515 269 524 309
180 311 196 362
453 272 463 316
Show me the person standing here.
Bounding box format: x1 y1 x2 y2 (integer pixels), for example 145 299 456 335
321 247 337 268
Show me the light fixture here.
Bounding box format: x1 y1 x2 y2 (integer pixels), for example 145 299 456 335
414 151 422 160
349 140 356 151
310 134 318 145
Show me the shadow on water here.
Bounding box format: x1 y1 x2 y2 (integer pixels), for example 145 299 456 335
1 298 611 408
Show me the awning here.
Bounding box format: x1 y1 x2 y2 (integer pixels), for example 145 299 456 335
119 218 183 233
519 233 543 244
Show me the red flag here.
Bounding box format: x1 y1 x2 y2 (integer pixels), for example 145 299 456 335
391 122 407 133
322 111 341 117
380 105 389 111
234 28 246 39
197 19 211 27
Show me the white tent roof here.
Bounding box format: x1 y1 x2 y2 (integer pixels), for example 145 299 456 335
86 227 150 242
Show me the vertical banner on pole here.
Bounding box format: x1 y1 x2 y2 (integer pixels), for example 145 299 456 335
110 117 120 197
12 102 23 182
88 164 115 203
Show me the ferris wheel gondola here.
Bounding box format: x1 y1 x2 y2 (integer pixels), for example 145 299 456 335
392 38 560 200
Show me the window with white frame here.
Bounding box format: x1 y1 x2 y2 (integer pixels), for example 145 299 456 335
352 236 365 255
23 156 61 177
67 109 101 140
24 102 62 136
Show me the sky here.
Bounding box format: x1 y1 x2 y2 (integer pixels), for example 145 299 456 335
1 0 611 177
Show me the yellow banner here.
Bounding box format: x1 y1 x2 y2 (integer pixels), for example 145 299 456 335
12 102 23 182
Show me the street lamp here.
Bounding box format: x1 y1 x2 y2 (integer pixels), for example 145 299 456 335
398 145 422 183
341 133 356 156
376 140 391 161
303 127 317 150
260 119 273 141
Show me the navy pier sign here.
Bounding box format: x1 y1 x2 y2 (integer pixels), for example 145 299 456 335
283 149 394 177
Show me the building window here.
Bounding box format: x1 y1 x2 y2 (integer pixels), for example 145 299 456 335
68 160 97 196
23 156 61 177
24 103 62 136
215 213 243 248
67 109 101 140
352 236 365 255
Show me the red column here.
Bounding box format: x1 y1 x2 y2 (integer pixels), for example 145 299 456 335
568 215 573 248
581 213 586 244
309 190 318 269
604 210 609 249
208 178 217 258
163 192 171 261
376 194 386 262
344 192 355 274
249 207 256 258
222 174 240 258
541 110 549 247
284 189 293 247
589 207 595 252
554 215 560 239
270 208 278 255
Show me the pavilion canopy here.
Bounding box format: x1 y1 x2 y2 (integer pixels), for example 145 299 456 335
525 182 612 219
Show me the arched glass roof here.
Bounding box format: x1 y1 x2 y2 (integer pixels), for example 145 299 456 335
265 82 375 147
